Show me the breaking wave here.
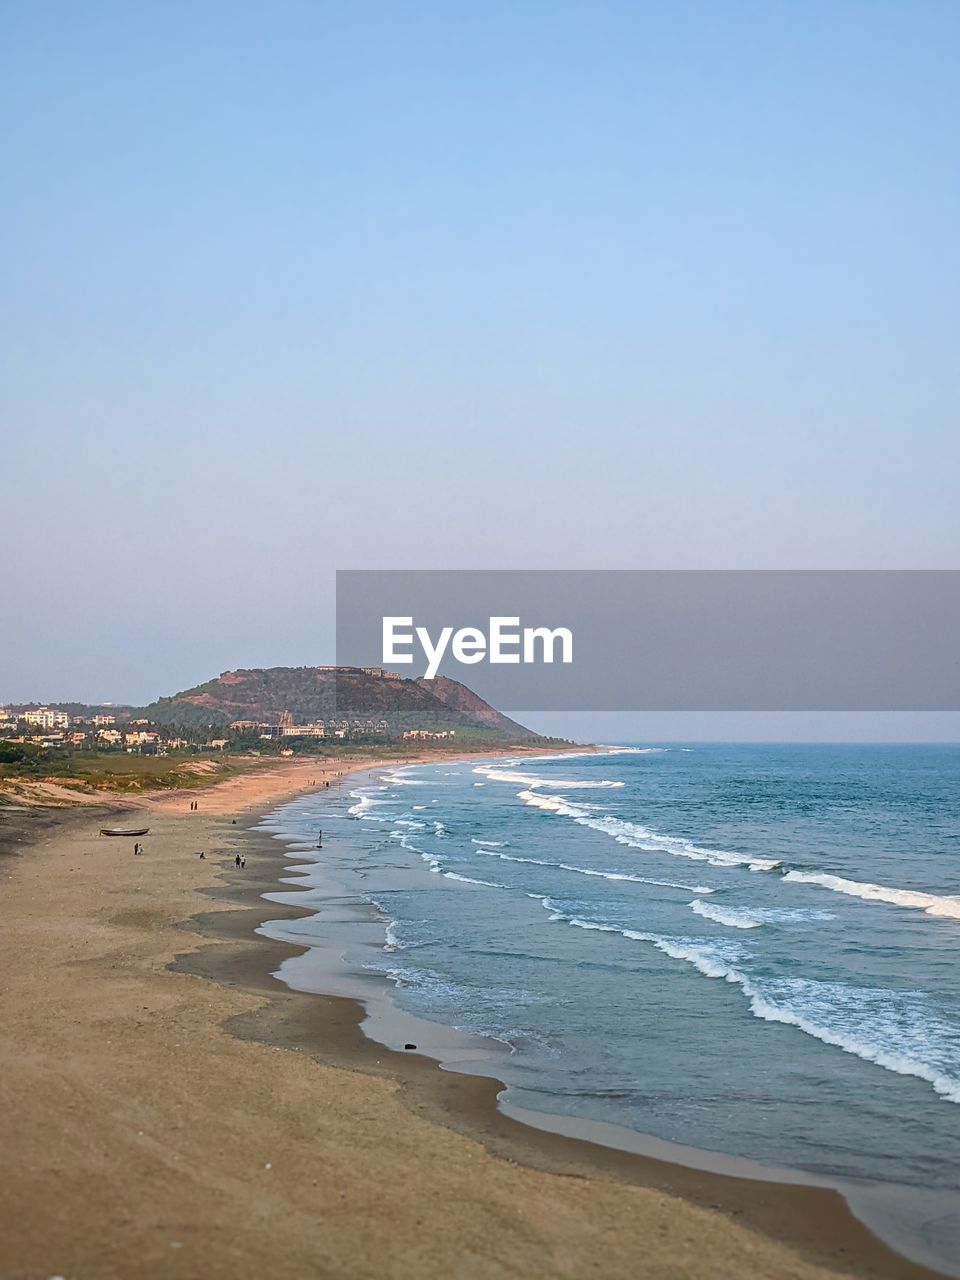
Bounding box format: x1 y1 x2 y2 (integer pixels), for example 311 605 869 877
543 903 960 1104
514 788 780 872
783 870 960 921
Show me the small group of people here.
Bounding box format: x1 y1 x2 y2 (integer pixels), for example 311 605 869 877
189 799 199 811
234 853 246 869
132 842 144 856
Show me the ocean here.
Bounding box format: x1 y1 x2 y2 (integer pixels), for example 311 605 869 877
256 744 960 1270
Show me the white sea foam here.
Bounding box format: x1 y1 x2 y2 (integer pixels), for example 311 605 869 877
388 827 442 872
783 870 960 920
543 903 960 1104
476 847 713 894
471 838 506 847
347 790 391 821
474 765 624 789
514 789 780 872
560 865 714 893
479 850 555 867
442 871 504 887
517 747 666 761
690 900 835 930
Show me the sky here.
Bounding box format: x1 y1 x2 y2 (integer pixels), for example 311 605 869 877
3 1 958 736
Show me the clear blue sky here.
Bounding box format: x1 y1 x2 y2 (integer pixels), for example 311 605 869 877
3 2 959 733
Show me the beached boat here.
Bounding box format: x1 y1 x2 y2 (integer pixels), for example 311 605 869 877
99 827 150 837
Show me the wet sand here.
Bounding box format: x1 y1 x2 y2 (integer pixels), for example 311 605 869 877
0 754 947 1279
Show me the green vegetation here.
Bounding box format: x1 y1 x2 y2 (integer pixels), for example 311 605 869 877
0 742 41 766
0 748 266 793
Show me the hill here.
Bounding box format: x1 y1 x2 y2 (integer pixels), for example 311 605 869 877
140 666 538 740
415 675 532 738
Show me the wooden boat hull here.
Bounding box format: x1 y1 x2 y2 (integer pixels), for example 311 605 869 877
99 827 150 837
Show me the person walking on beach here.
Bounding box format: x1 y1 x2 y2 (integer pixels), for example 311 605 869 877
235 853 241 868
240 855 246 869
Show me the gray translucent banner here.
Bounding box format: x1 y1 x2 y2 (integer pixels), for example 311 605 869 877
335 570 960 710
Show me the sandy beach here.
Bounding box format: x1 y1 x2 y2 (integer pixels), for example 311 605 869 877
0 754 944 1280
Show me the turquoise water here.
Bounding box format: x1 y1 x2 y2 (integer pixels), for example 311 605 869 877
259 745 960 1262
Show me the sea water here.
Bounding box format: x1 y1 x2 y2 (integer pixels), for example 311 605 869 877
257 745 960 1266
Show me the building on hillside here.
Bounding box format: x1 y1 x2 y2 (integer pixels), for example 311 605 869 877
22 707 69 730
402 729 456 740
97 729 123 745
281 722 326 738
358 719 390 734
92 714 116 726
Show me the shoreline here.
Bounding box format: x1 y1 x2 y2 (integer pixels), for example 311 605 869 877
183 761 949 1279
0 748 949 1279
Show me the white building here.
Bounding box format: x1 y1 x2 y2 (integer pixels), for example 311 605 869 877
281 722 327 738
22 707 70 730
